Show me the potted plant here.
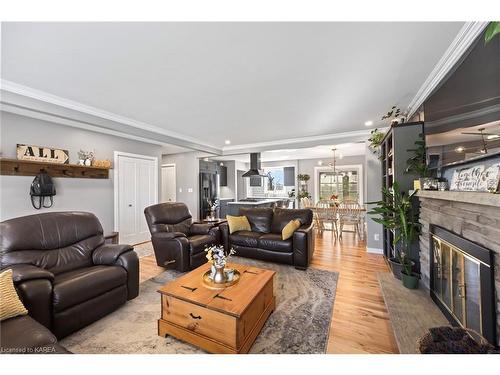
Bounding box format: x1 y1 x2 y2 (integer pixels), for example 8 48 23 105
297 190 311 199
368 128 385 157
297 174 310 183
405 134 432 190
297 174 311 204
382 105 406 125
368 182 420 288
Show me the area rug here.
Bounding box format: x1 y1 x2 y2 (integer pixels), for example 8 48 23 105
133 242 154 258
60 257 338 354
378 272 449 354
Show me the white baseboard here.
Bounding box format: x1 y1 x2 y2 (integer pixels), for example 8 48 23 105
366 247 384 254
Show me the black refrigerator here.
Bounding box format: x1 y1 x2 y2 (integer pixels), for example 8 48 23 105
199 172 220 220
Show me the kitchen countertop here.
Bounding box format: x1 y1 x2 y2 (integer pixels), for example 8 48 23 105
227 198 288 205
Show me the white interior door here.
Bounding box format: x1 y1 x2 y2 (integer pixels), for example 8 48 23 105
161 165 176 202
116 153 158 245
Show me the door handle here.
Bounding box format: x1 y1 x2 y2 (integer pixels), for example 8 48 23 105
128 204 132 207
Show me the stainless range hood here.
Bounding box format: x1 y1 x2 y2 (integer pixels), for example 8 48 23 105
242 153 268 178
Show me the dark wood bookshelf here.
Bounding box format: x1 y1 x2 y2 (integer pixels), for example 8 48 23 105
380 121 424 260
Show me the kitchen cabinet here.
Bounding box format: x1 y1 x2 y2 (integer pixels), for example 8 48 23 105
283 167 295 186
219 165 228 186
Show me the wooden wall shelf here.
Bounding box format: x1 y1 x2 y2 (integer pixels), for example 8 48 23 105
0 158 110 179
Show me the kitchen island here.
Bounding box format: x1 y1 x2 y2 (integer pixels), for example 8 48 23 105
226 198 291 216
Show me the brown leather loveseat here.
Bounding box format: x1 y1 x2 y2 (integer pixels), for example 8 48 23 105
144 202 219 272
0 212 139 340
219 207 315 269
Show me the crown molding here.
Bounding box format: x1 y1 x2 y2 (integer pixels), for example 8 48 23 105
1 79 222 155
406 22 489 119
222 128 378 154
1 79 381 156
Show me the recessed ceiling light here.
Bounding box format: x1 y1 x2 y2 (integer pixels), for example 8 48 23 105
455 146 465 153
364 121 373 126
224 140 231 145
318 160 323 166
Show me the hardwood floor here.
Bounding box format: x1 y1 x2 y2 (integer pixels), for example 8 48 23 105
138 231 399 354
311 232 399 354
138 252 164 283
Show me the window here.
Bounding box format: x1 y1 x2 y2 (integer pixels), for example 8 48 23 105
318 169 359 201
247 167 294 197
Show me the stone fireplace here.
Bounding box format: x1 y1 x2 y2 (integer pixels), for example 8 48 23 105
417 190 500 346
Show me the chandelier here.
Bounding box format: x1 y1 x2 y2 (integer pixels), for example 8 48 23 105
328 148 345 177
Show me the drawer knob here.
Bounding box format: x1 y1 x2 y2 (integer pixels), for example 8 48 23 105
189 312 202 320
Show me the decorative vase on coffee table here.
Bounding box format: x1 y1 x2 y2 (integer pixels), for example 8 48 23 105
213 265 226 284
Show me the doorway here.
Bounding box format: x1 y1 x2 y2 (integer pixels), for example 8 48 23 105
114 151 158 245
161 164 176 202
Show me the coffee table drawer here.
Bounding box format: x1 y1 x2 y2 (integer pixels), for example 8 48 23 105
162 295 237 347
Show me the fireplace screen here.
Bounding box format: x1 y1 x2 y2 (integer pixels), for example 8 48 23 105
430 225 496 345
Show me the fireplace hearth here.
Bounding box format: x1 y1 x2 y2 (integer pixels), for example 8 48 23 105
417 191 500 347
430 225 496 345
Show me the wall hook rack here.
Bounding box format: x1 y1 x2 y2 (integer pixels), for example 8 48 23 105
0 158 110 179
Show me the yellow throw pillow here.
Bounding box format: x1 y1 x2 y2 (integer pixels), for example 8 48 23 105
226 215 251 234
0 269 28 321
282 219 301 240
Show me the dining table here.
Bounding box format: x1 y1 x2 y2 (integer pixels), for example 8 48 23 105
311 202 367 240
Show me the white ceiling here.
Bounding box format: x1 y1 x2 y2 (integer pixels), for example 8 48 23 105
212 142 366 163
1 22 464 150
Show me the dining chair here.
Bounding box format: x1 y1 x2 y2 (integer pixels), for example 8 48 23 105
301 197 312 208
338 201 362 239
315 200 339 239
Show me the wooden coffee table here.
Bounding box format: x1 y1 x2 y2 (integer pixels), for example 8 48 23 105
157 262 275 354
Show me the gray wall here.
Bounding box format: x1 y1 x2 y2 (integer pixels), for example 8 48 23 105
162 152 200 220
0 112 163 233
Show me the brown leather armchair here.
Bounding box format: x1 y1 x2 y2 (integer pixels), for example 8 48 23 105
220 207 315 269
144 202 219 272
0 212 139 339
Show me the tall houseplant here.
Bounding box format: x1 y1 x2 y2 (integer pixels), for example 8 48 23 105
368 182 421 288
405 134 430 189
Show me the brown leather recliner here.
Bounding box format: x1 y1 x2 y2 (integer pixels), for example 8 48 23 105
144 202 219 272
1 315 71 354
219 207 315 269
0 212 139 339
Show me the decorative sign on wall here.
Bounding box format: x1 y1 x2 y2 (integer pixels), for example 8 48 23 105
449 163 500 192
17 144 69 164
